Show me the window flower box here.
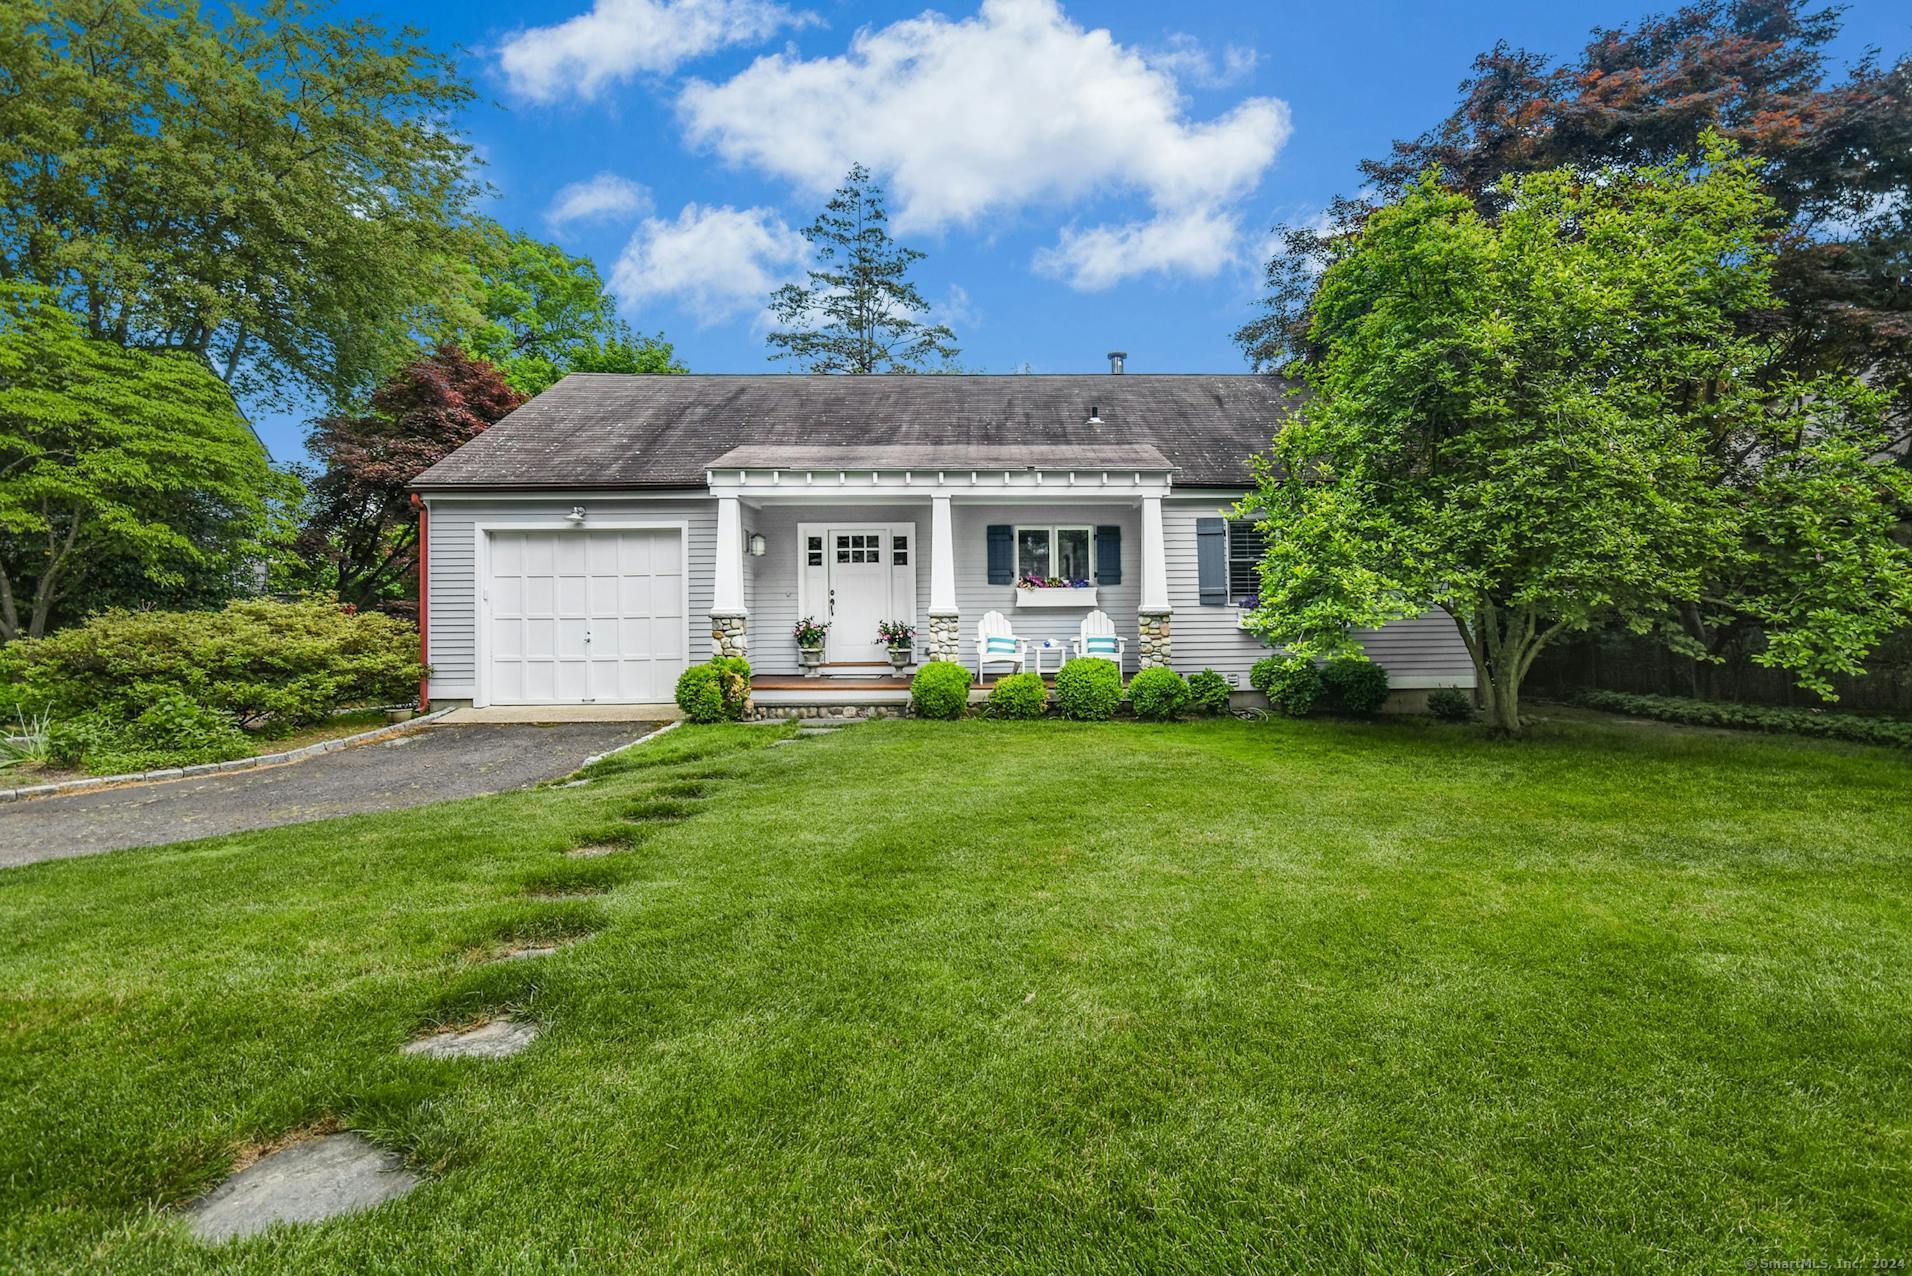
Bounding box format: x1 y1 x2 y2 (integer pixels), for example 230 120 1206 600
1016 586 1098 609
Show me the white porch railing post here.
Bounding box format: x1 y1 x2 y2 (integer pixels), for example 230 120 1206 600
1138 494 1172 669
711 494 747 659
928 494 959 662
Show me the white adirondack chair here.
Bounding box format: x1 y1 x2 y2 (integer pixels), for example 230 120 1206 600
975 610 1027 682
1071 610 1127 671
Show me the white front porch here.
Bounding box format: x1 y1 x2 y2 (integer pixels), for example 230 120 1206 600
705 449 1177 680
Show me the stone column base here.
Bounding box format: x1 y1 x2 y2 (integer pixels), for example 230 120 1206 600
927 611 960 664
1138 611 1171 670
710 612 747 660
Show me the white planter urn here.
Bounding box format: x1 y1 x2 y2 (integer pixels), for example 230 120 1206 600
798 646 823 676
887 645 913 674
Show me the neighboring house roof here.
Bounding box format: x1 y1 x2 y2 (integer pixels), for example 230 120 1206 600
412 373 1300 492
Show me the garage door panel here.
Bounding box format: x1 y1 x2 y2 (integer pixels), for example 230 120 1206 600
524 576 553 616
486 528 687 705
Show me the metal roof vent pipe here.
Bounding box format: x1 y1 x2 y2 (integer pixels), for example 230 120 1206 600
1087 403 1103 426
1107 351 1127 374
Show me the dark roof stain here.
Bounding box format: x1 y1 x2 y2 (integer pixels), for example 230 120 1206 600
412 373 1303 491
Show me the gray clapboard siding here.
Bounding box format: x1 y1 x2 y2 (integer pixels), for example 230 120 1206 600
1165 496 1475 686
424 492 1474 695
422 495 716 700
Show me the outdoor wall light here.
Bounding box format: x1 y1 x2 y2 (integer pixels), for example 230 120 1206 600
565 506 587 525
748 532 767 556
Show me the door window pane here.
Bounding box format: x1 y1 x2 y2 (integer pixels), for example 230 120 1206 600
1056 528 1091 582
1016 528 1051 579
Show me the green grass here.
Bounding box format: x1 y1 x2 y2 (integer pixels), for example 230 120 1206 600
1 715 1908 1272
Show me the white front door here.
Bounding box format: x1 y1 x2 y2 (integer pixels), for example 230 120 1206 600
827 528 891 662
485 528 686 704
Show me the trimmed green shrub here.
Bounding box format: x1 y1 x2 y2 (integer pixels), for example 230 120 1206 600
1187 668 1232 716
910 661 972 719
1054 657 1122 721
984 672 1048 719
1127 667 1190 721
1321 657 1390 715
1576 690 1912 749
4 598 420 771
1250 655 1322 717
48 692 252 774
675 657 751 723
1426 688 1476 721
4 598 420 732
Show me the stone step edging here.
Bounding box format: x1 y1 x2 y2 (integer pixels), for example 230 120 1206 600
0 708 455 804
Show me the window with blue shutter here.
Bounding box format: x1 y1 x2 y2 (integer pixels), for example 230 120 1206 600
985 524 1014 584
1094 525 1121 585
1196 518 1227 605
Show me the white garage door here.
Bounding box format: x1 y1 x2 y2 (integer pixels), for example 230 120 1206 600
485 528 686 705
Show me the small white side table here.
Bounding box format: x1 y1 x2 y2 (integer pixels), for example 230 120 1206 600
1032 639 1065 677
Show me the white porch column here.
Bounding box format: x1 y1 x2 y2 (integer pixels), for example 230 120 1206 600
927 494 959 663
1138 494 1172 669
710 494 747 659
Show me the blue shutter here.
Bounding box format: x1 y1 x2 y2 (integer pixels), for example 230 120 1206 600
986 524 1014 584
1196 518 1227 606
1094 525 1122 585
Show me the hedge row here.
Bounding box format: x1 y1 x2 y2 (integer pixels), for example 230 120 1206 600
1574 690 1912 749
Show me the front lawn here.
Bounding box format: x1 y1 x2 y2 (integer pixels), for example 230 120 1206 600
1 717 1907 1270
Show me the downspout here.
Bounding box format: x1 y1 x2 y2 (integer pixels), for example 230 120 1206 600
411 492 429 712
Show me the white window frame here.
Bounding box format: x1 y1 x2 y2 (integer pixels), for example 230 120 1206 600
1013 525 1096 584
1226 519 1264 606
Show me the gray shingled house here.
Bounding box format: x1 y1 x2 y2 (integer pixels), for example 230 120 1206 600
410 368 1474 712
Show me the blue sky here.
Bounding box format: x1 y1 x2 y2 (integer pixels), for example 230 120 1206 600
253 0 1908 461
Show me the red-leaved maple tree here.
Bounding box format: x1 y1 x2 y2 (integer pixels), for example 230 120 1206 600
300 344 523 610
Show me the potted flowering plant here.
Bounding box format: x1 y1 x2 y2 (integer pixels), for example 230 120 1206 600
876 619 915 673
793 616 829 675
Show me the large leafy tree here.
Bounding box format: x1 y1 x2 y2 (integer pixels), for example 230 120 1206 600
0 0 481 408
298 344 523 610
442 227 684 398
767 164 959 374
1239 148 1912 734
0 287 279 641
1238 0 1912 694
1239 0 1911 405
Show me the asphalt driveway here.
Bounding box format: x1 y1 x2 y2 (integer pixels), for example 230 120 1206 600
0 722 664 868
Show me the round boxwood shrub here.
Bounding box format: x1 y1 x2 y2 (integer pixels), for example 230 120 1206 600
1320 656 1390 715
1126 667 1190 721
910 660 972 719
984 671 1048 719
1249 655 1322 717
1187 668 1231 716
1053 657 1122 721
675 656 751 723
1426 688 1475 721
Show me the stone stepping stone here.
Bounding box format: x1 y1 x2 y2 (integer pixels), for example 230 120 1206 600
565 844 621 858
401 1017 538 1060
184 1132 418 1243
498 944 558 961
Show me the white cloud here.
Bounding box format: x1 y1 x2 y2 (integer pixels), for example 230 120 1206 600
610 203 808 324
499 0 813 104
1148 33 1257 89
932 283 980 330
677 0 1290 288
1035 206 1244 291
545 173 653 228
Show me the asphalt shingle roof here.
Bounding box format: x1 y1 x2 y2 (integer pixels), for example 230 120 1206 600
411 373 1301 492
